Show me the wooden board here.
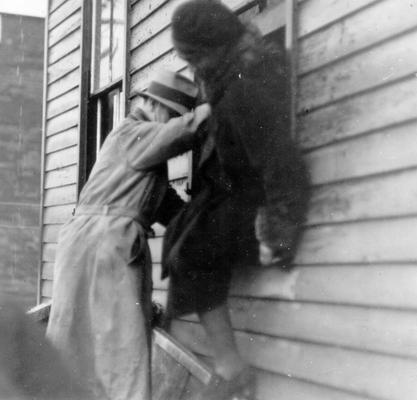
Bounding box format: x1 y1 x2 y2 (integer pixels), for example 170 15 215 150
46 108 79 136
298 77 417 149
43 185 77 207
44 145 78 171
298 0 417 74
308 168 417 225
48 9 82 48
47 87 80 119
130 51 187 92
152 262 417 310
149 217 417 266
49 0 81 30
305 120 417 185
48 49 80 84
43 204 74 224
50 0 68 14
44 165 78 189
250 0 286 36
296 217 417 264
130 0 189 52
171 320 417 400
45 127 78 153
41 262 55 280
130 0 170 28
297 0 379 38
298 29 417 111
41 279 53 297
179 297 417 359
48 68 80 100
48 30 80 65
42 224 62 244
167 153 189 181
42 243 57 262
130 28 173 73
152 328 213 400
256 371 374 400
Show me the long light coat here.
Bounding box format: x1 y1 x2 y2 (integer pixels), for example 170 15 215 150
46 107 205 400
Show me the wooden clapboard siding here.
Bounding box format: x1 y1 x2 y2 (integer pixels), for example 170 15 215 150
42 225 62 244
48 8 82 47
167 154 189 180
46 105 79 136
48 30 81 65
138 1 417 398
298 76 417 150
43 204 74 224
172 320 417 400
45 126 78 153
305 120 417 185
45 145 78 171
50 0 69 14
41 262 55 280
297 0 380 38
42 243 57 262
43 185 77 207
152 263 417 311
48 67 80 99
129 0 283 92
44 165 78 189
298 0 417 74
48 48 80 83
256 372 373 400
298 29 417 112
39 0 83 300
270 0 417 397
179 298 417 359
49 0 81 30
308 168 417 225
46 87 80 118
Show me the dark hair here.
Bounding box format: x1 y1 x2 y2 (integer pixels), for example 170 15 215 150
172 0 245 49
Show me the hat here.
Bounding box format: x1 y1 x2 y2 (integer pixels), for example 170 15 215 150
172 0 244 49
137 70 198 115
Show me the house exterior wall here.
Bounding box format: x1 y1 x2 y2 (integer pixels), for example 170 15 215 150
39 0 83 303
0 13 44 307
39 0 417 398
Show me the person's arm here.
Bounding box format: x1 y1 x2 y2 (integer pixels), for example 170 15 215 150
219 80 310 266
121 104 210 170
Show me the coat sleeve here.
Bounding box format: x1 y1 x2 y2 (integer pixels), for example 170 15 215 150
119 104 210 170
217 78 310 259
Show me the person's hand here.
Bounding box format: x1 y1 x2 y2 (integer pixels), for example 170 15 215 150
193 103 211 124
259 243 280 266
259 243 293 270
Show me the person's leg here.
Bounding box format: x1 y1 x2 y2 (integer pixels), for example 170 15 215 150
198 303 246 380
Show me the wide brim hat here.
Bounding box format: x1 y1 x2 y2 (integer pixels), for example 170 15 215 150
136 70 198 115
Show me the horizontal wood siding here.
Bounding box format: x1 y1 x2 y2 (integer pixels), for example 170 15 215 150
39 0 82 301
214 0 417 398
130 0 417 398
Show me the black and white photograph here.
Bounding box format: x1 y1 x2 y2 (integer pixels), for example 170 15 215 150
0 0 417 399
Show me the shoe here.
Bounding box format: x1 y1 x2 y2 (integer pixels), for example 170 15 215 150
201 367 256 400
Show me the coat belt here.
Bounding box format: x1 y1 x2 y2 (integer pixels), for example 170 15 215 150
73 204 153 236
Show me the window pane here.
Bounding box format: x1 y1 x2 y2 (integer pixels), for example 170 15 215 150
92 0 125 91
111 0 125 82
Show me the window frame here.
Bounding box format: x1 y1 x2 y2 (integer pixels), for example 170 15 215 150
78 0 130 190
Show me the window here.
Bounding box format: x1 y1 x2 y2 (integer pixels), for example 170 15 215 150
85 0 127 178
